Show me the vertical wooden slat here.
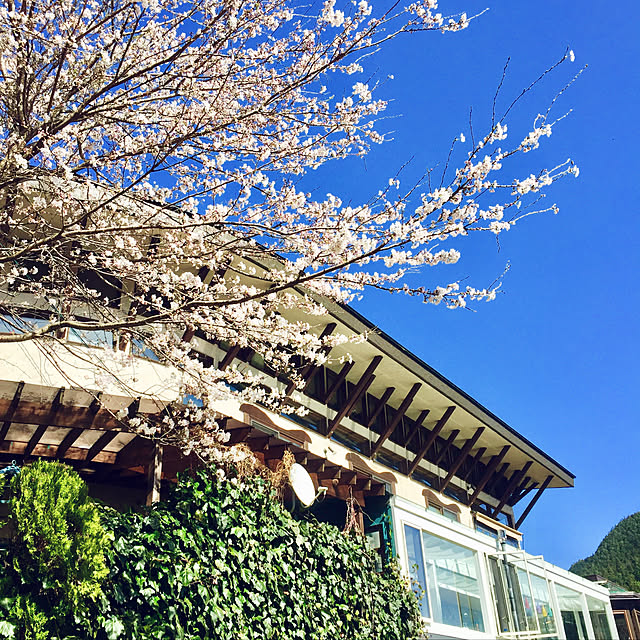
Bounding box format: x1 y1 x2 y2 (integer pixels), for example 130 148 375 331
146 443 164 506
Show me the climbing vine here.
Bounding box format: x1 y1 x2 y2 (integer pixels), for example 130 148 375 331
0 462 423 640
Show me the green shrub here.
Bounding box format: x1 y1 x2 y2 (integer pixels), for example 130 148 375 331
100 472 423 640
0 460 109 639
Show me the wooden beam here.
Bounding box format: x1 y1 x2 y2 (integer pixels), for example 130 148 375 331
326 356 382 437
439 427 485 492
56 428 84 459
404 409 430 448
0 381 24 442
218 345 240 371
24 388 65 458
339 470 357 485
467 445 510 506
85 431 119 462
408 406 456 476
145 443 163 506
509 480 538 507
432 429 460 467
515 475 553 529
115 436 150 467
263 444 288 462
324 361 355 405
460 447 486 483
285 323 336 396
57 392 103 460
370 383 422 457
228 427 251 444
306 458 325 473
366 387 395 428
317 466 342 481
492 461 533 518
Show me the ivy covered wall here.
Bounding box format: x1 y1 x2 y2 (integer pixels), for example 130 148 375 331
0 461 423 640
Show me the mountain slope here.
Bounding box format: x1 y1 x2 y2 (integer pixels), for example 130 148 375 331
570 512 640 592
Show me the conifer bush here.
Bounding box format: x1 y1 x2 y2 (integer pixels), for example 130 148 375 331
0 460 109 639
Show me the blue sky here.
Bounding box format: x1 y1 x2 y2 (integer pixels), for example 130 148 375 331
307 1 639 569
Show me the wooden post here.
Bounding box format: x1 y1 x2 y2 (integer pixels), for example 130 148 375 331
146 442 164 506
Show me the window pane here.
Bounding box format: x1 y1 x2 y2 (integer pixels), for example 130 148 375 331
530 573 556 634
404 525 430 618
556 584 589 640
421 531 484 631
587 596 612 640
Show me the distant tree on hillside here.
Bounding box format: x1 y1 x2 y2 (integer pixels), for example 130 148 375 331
570 512 640 592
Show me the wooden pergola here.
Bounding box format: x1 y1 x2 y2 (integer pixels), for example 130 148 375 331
0 380 386 506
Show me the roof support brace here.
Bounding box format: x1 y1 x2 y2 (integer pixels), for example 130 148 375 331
460 447 486 483
370 383 422 457
327 356 382 437
404 409 430 449
432 429 460 467
467 445 510 506
492 461 533 518
408 406 456 476
285 323 336 396
515 475 553 529
324 361 355 405
366 387 395 429
439 427 485 493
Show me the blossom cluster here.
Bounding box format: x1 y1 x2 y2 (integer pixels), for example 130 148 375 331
0 0 578 461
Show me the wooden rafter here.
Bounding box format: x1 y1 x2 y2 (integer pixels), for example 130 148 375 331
439 427 485 493
515 475 553 529
326 356 382 438
324 361 355 405
404 409 430 449
285 322 336 396
85 431 119 462
491 461 533 518
432 429 460 467
218 345 241 371
24 388 65 458
460 447 486 483
467 445 510 506
370 383 422 458
366 387 395 428
509 480 538 507
408 406 456 476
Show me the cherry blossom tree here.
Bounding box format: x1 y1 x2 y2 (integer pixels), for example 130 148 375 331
0 0 578 456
